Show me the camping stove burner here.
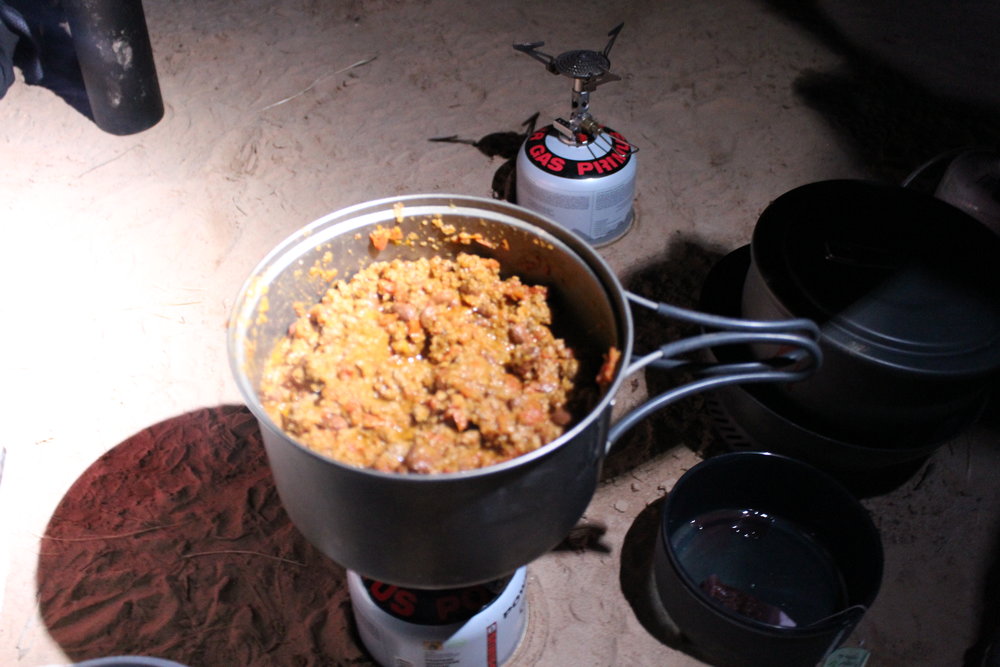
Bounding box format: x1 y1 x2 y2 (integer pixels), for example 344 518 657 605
554 48 613 79
514 22 625 142
348 567 528 667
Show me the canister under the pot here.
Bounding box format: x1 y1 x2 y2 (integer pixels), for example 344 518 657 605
348 567 528 667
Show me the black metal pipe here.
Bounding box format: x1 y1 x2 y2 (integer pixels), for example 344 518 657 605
62 0 163 135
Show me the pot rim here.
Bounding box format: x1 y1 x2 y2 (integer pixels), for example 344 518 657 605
226 193 634 481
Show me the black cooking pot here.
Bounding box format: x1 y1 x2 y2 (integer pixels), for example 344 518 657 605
700 245 975 488
653 452 883 667
742 180 1000 440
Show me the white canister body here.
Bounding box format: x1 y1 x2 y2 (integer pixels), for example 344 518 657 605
516 125 636 245
348 567 528 667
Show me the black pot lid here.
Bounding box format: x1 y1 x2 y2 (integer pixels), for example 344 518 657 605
751 179 1000 377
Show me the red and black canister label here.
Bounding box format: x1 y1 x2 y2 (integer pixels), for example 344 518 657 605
522 125 633 179
360 576 512 626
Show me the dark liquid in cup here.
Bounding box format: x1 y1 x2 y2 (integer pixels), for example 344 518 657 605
670 508 847 627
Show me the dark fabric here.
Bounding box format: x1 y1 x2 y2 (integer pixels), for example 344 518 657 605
0 11 16 97
0 0 41 99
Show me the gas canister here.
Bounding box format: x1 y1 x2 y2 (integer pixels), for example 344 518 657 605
516 123 636 245
514 23 637 245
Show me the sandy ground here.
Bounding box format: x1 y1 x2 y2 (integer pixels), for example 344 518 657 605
2 0 999 665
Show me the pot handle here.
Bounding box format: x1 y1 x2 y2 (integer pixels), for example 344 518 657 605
605 292 822 451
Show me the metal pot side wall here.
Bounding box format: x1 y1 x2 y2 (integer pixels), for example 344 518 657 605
261 410 608 587
741 256 990 439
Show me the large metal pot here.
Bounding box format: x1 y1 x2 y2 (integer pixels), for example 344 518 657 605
228 195 819 588
742 180 1000 441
